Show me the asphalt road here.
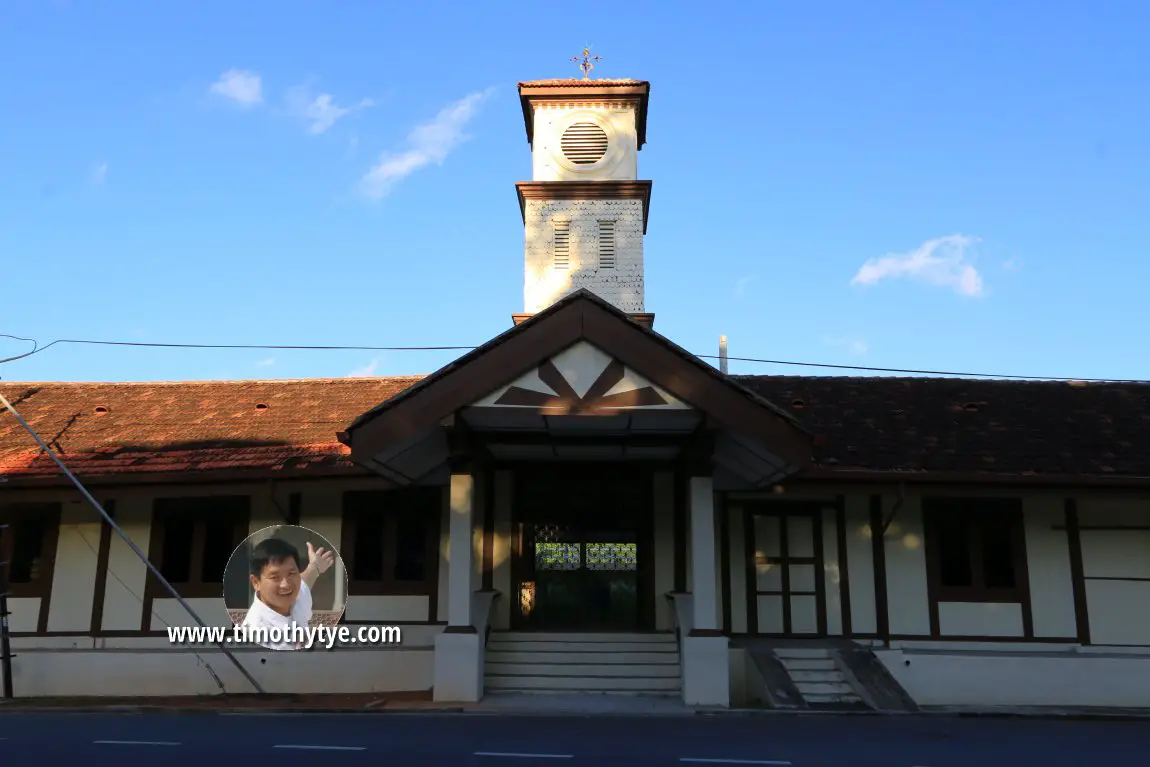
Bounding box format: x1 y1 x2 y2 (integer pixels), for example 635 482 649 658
1 712 1147 765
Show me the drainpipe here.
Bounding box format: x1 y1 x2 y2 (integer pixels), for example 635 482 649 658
880 483 906 649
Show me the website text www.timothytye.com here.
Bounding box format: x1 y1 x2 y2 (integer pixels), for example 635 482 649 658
167 624 402 649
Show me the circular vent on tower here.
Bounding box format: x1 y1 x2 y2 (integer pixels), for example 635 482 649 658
560 122 609 165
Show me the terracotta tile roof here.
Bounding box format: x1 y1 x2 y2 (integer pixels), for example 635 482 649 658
0 378 419 480
518 78 649 87
735 375 1150 478
2 374 1148 483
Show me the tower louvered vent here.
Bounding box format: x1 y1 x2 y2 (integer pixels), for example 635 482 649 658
553 220 570 269
598 220 616 269
561 122 609 165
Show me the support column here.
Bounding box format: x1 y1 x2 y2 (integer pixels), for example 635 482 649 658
689 476 719 632
433 471 483 702
682 474 730 707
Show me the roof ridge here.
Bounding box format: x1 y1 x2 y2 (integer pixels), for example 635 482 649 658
0 376 428 386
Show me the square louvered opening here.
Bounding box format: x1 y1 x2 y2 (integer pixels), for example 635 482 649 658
553 220 570 269
598 220 616 269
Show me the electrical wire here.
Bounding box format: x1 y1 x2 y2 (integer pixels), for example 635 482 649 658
1 332 1147 383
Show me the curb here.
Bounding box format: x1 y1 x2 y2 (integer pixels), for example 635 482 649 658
0 705 468 716
1 704 1149 721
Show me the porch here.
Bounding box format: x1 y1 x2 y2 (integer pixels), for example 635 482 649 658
339 291 816 704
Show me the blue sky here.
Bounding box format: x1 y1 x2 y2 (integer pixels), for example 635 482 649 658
1 1 1147 383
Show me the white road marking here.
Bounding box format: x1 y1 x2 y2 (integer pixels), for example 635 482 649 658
273 744 366 751
93 740 181 746
679 760 792 765
474 752 575 759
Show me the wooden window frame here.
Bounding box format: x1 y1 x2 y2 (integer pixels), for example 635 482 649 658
145 495 251 600
341 488 440 597
742 503 828 637
922 497 1028 604
0 503 61 600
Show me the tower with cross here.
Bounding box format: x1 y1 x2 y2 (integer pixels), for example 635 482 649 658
513 55 654 322
571 46 602 80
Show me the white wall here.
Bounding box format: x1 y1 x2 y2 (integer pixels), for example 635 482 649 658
9 647 435 697
1078 498 1150 646
1024 496 1077 638
881 497 931 636
491 470 513 630
45 504 103 632
530 103 639 182
843 495 877 635
877 648 1150 707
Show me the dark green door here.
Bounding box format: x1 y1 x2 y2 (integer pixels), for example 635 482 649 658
512 467 651 631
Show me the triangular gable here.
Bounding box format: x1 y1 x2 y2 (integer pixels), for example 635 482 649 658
472 341 690 410
344 289 812 471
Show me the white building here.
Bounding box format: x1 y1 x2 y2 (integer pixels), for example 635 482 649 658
1 74 1149 709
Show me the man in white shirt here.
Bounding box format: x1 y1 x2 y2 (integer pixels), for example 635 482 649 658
242 537 335 651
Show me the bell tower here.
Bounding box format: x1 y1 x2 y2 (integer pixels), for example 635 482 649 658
514 51 653 326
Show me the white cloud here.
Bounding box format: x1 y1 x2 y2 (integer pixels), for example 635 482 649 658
288 85 374 134
1002 257 1022 272
824 337 869 356
361 88 495 199
90 162 108 185
346 358 379 377
209 69 263 106
851 235 984 297
734 275 758 298
255 357 276 368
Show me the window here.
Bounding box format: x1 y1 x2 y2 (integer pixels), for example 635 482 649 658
553 220 570 269
923 498 1026 601
0 504 60 598
148 496 250 598
342 489 439 595
598 220 616 268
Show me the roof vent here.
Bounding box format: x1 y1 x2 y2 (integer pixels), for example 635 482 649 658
255 403 269 410
961 402 981 412
561 121 608 165
93 406 109 415
791 398 806 409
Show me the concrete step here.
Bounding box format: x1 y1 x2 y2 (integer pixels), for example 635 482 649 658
486 674 681 692
487 640 675 653
804 692 863 705
794 681 855 695
486 662 680 678
778 658 837 671
486 651 680 665
787 670 846 683
773 647 833 659
491 632 676 643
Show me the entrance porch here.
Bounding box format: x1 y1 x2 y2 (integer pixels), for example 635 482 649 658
339 291 815 705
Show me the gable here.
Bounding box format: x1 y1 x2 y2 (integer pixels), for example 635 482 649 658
343 290 813 486
472 341 690 411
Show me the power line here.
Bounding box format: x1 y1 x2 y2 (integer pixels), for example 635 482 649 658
1 332 1146 384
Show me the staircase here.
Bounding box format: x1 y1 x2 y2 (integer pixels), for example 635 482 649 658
774 646 863 706
484 632 681 696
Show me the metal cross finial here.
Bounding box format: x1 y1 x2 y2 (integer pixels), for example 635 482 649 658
571 46 602 80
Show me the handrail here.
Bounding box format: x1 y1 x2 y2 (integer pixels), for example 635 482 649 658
472 589 502 647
